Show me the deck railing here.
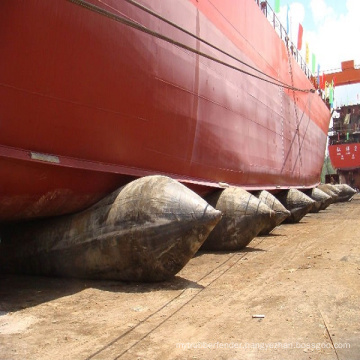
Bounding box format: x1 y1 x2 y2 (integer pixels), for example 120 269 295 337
255 0 312 80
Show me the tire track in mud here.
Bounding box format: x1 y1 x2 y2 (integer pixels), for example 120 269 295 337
85 240 267 359
230 220 345 299
225 200 360 307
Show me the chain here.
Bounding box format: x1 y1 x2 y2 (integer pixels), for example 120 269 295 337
286 42 302 167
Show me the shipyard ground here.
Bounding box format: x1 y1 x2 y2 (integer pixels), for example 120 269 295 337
1 196 360 360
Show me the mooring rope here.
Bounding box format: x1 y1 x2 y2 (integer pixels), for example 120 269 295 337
67 0 314 93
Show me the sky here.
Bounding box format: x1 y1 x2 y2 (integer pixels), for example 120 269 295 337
269 0 360 106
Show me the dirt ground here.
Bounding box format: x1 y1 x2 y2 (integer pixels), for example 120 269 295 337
1 195 360 360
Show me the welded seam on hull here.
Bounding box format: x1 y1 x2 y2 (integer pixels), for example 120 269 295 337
0 143 317 191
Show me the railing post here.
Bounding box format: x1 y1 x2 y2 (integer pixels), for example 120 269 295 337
273 10 275 29
260 1 267 16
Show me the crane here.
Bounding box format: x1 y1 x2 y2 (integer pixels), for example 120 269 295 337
324 60 360 87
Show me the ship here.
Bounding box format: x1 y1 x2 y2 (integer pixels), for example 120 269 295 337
328 104 360 189
325 60 360 190
0 0 332 281
1 0 331 221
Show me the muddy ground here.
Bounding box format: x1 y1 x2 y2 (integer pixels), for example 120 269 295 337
1 195 359 360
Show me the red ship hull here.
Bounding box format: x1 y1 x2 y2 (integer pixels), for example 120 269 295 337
328 143 360 170
0 0 330 221
328 143 360 189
